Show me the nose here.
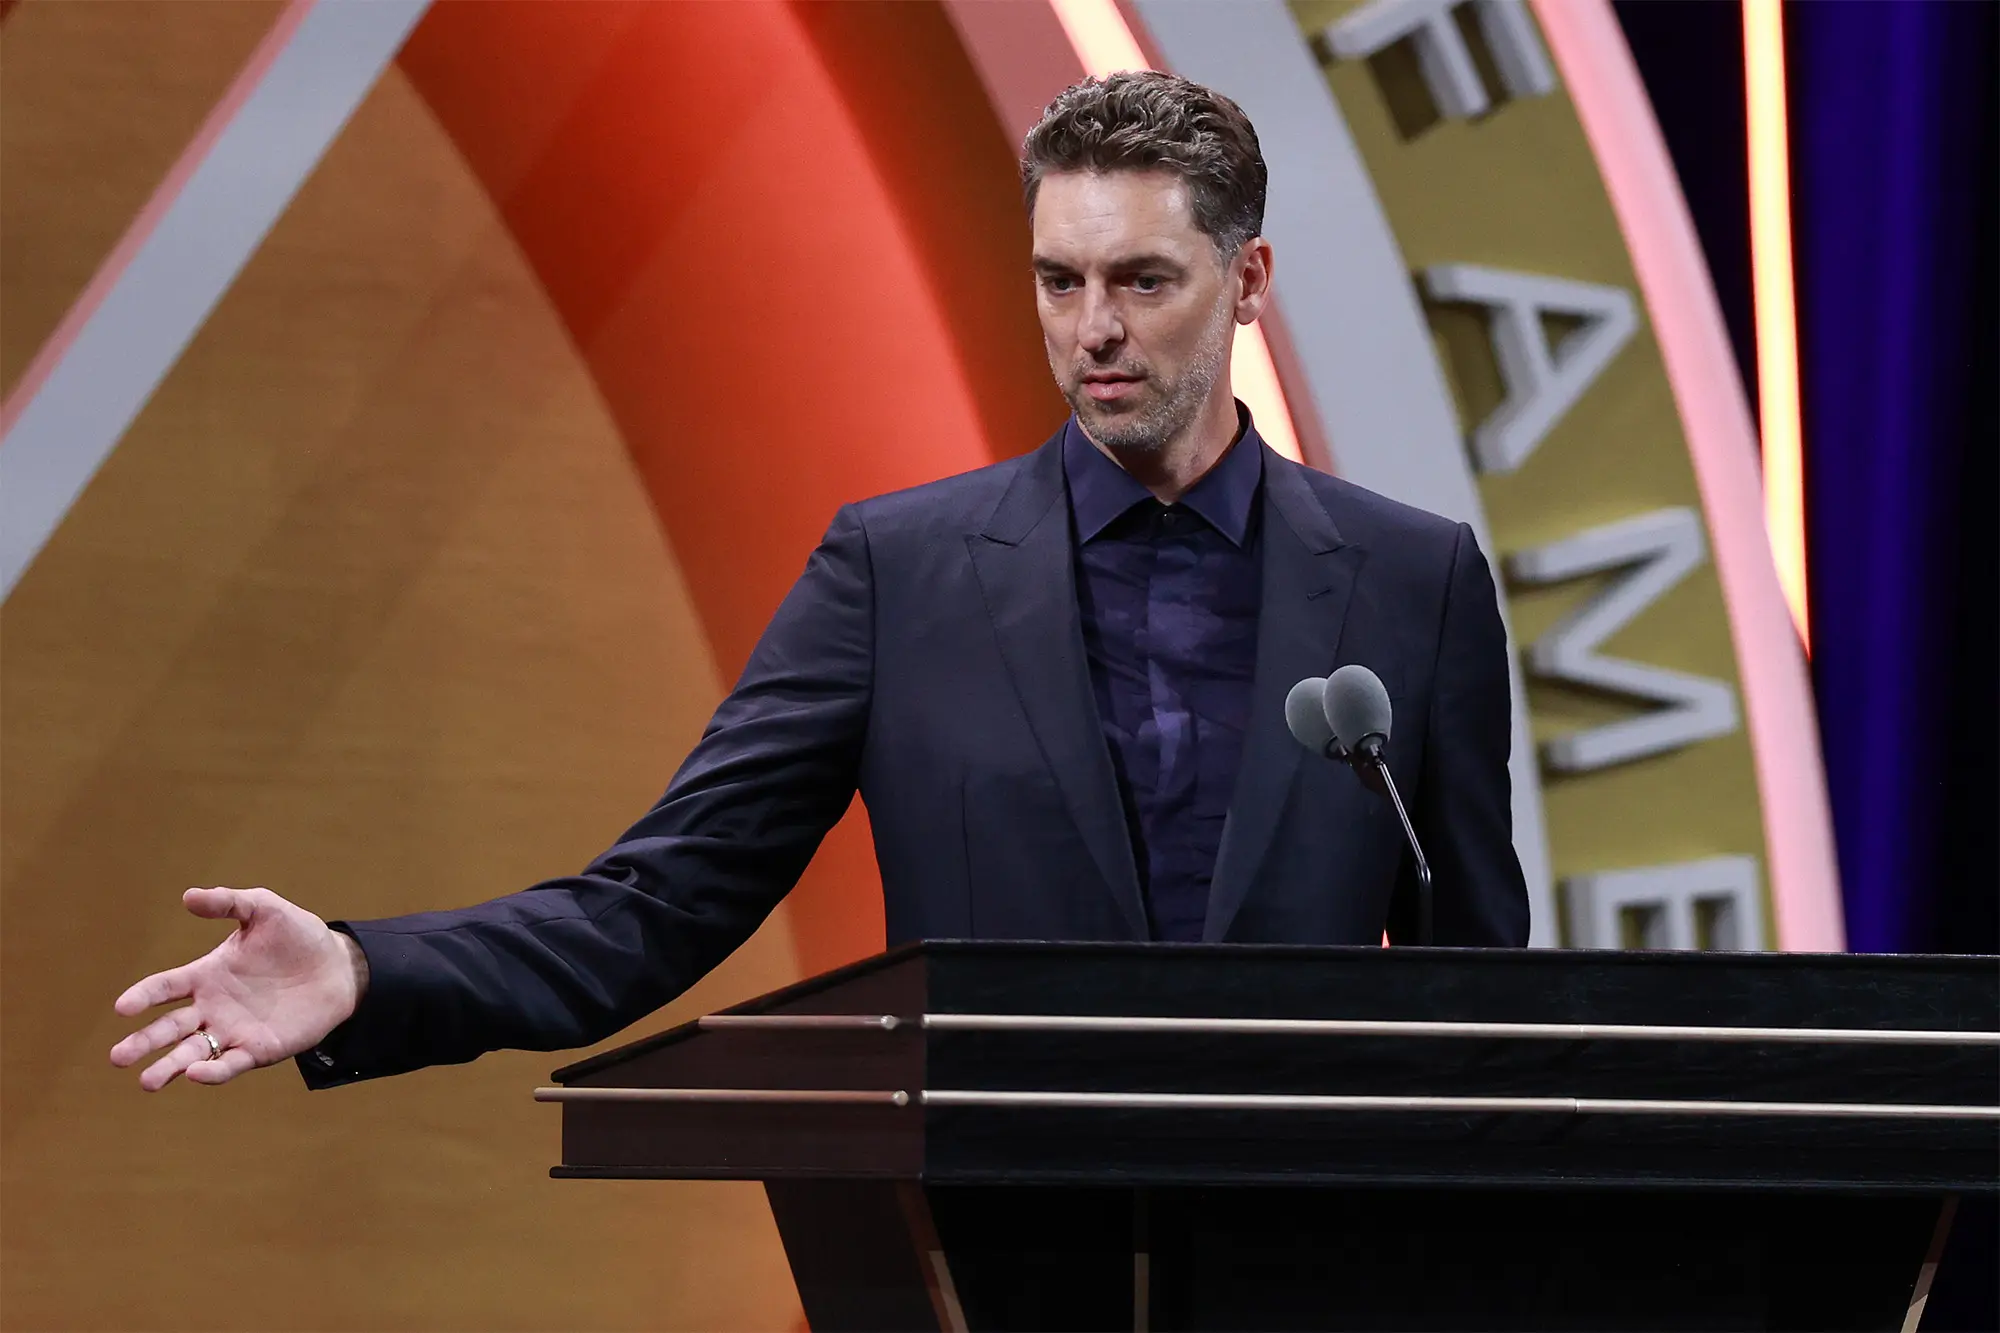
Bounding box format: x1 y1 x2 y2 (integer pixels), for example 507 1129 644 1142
1076 283 1124 355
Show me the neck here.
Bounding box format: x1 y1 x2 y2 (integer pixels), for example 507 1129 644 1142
1092 387 1242 504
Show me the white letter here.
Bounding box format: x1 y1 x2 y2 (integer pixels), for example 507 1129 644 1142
1422 265 1637 475
1508 508 1739 772
1563 856 1765 951
1324 0 1554 120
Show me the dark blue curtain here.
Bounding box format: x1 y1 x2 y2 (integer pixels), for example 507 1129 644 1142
1791 0 1998 960
1619 0 1998 964
1786 16 1997 1314
1625 5 1998 1327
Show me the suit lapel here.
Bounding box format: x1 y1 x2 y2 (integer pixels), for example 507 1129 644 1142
1204 453 1364 942
966 438 1149 938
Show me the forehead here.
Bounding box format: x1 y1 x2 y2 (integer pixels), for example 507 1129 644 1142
1030 168 1205 264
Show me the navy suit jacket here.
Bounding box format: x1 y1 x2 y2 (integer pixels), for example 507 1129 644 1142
303 431 1528 1087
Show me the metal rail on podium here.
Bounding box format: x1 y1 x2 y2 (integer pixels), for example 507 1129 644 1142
537 941 1998 1332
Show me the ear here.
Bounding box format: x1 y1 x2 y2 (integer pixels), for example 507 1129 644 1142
1234 237 1275 325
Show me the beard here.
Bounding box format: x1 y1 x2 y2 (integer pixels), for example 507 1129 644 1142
1058 297 1234 456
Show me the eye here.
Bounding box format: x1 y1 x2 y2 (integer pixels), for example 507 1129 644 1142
1131 274 1164 293
1041 273 1078 294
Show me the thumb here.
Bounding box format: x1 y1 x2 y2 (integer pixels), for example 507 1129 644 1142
183 885 264 924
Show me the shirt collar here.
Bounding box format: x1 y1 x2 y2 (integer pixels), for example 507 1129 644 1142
1062 400 1265 547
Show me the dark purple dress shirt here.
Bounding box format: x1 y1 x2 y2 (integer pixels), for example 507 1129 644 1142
1064 410 1264 942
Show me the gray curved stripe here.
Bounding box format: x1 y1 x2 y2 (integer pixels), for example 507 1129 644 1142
1131 0 1558 944
0 0 430 601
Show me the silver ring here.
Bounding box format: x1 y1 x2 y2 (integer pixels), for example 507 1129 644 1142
196 1029 222 1061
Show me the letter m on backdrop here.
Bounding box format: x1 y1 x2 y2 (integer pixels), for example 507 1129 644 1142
1508 508 1740 773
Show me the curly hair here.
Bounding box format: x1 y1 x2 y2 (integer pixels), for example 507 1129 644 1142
1021 71 1267 259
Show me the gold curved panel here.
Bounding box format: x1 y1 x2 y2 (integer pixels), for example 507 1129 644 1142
1295 0 1769 931
1 60 803 1333
0 0 283 396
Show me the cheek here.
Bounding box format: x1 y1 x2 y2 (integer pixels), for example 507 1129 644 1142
1130 310 1196 364
1037 310 1072 358
1161 300 1229 365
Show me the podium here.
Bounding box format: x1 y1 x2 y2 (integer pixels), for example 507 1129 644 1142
538 943 1997 1331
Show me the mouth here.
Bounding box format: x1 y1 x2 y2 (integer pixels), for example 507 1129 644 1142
1079 373 1144 404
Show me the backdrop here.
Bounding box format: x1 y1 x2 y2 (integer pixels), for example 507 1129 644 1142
3 1 1982 1328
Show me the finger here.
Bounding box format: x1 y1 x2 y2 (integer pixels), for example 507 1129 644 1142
183 885 263 924
185 1046 259 1086
113 965 193 1018
109 1003 201 1067
138 1032 215 1093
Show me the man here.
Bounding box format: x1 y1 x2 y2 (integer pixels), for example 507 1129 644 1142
111 72 1528 1094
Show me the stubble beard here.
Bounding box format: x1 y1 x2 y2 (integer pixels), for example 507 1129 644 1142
1061 297 1235 457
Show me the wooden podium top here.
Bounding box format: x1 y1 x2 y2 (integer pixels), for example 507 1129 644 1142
541 942 1999 1192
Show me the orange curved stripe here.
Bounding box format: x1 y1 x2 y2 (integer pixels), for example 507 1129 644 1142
397 0 1059 974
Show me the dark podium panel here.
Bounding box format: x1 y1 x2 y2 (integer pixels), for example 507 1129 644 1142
540 943 1999 1331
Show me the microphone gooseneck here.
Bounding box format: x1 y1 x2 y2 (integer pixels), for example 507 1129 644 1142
1366 749 1432 946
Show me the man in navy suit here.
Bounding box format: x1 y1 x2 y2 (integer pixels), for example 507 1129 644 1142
112 72 1527 1093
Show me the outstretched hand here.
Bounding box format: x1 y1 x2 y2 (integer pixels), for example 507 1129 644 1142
110 887 368 1090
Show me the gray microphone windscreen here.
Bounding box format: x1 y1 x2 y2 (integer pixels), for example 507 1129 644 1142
1284 676 1334 753
1324 664 1393 752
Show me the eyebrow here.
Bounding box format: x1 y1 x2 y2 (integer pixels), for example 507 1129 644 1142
1032 252 1188 275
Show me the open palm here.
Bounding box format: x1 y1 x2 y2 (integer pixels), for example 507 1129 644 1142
110 886 364 1090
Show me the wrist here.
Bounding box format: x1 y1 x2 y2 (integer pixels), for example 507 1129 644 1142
336 931 369 1015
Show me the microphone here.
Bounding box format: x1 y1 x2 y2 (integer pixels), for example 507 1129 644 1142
1283 676 1335 756
1324 664 1392 764
1289 666 1435 945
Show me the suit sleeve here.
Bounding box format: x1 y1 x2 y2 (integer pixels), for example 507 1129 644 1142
1389 522 1531 947
298 504 876 1087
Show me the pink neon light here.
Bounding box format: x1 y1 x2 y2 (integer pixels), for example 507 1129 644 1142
1533 0 1844 952
0 0 318 438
